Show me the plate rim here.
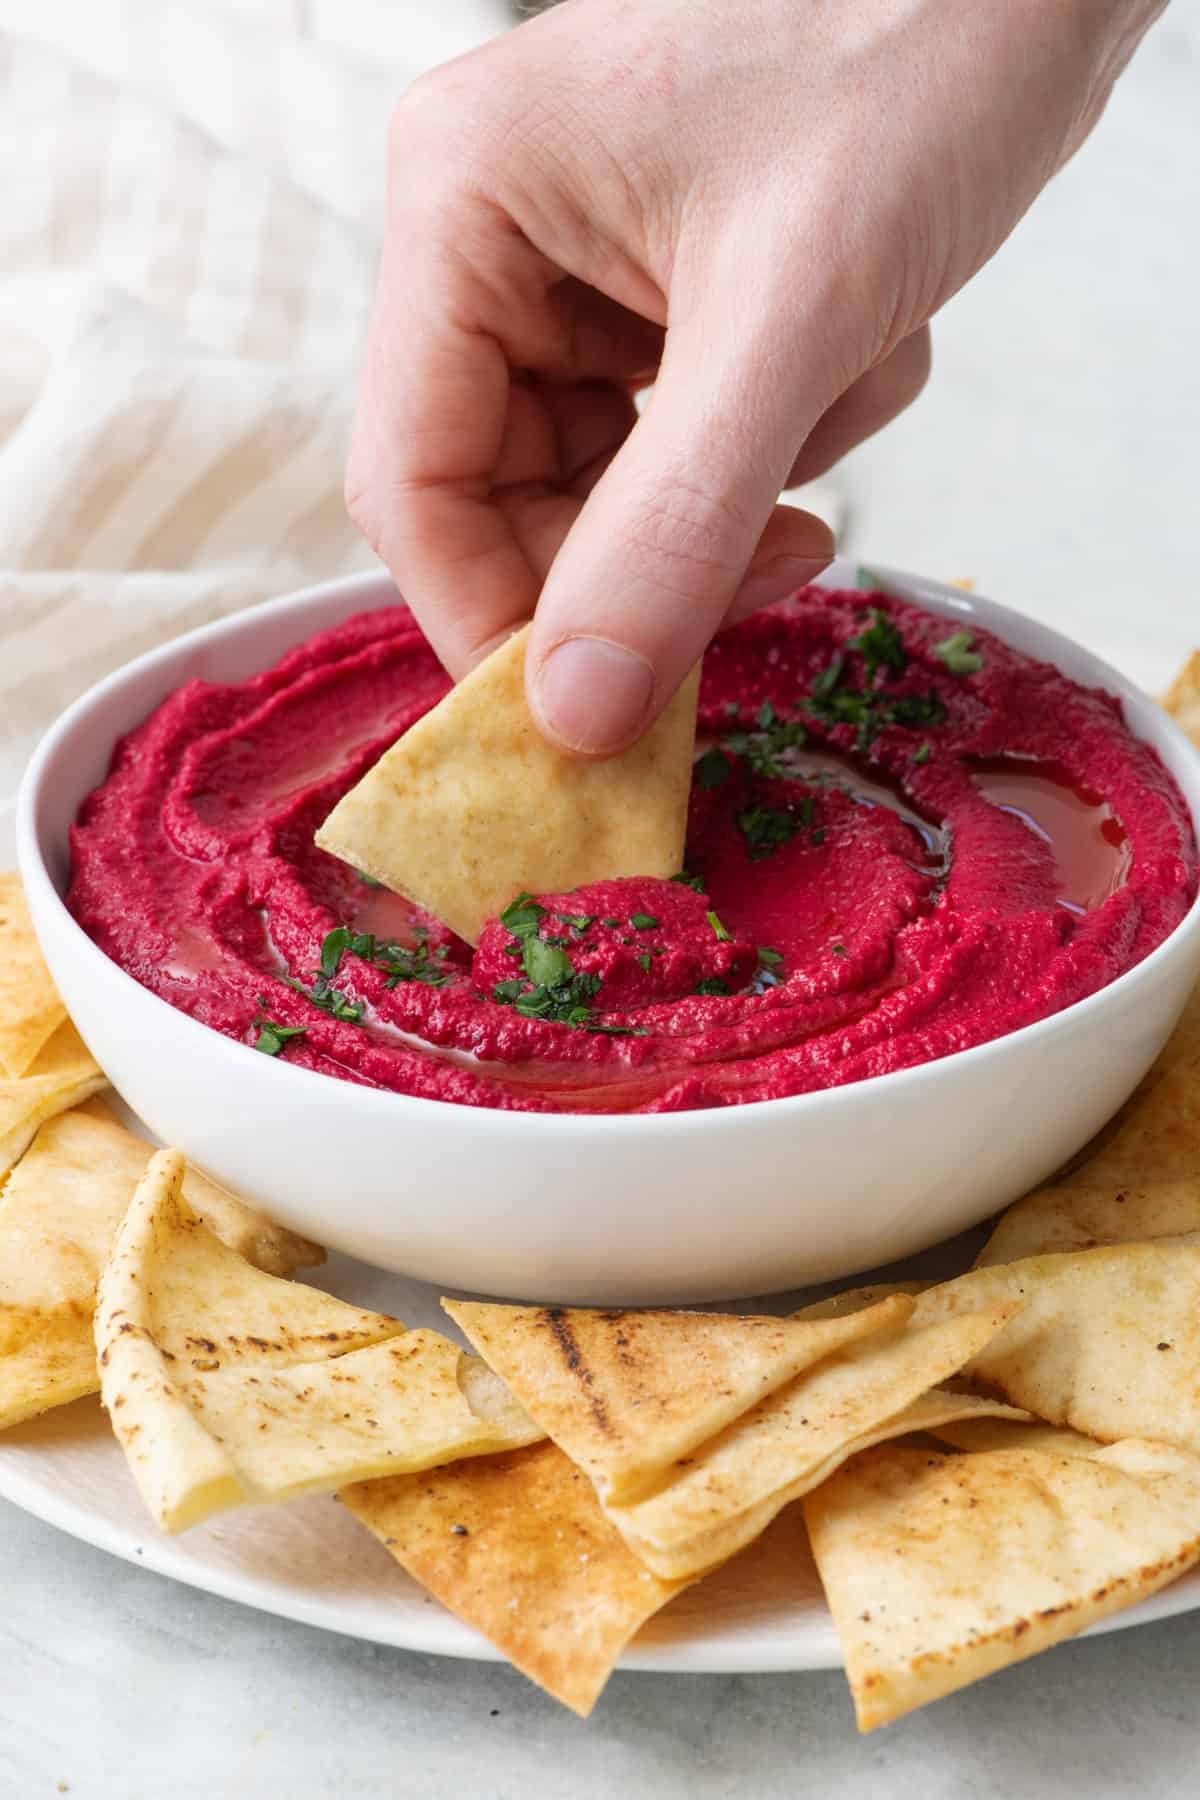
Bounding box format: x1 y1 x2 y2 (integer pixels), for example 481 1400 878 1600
3 1401 1199 1677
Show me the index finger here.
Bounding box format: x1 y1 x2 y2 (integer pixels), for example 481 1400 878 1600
344 233 540 678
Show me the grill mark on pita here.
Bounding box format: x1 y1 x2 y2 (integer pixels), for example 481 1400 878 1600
542 1308 612 1436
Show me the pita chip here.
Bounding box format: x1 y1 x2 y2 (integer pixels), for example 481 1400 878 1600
0 873 67 1079
0 1019 106 1180
805 1438 1200 1730
0 1099 322 1431
341 1440 689 1716
791 1281 930 1320
977 1177 1200 1267
443 1293 914 1505
603 1303 1023 1579
1163 649 1200 747
316 626 701 945
912 1243 1200 1453
96 1150 408 1530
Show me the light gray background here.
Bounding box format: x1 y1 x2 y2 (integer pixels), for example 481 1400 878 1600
4 4 1199 1796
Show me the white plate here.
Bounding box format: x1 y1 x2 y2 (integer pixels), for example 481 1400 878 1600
4 663 1200 1679
4 1244 1200 1673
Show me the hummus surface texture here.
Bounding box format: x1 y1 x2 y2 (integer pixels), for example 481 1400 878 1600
68 591 1198 1114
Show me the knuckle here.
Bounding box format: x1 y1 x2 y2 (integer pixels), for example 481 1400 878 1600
624 475 751 591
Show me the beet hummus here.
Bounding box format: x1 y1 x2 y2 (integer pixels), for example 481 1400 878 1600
68 590 1198 1114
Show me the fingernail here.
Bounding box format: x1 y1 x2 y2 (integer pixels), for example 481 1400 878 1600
736 554 834 611
534 637 657 755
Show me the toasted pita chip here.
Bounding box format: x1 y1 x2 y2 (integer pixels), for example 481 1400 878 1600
341 1440 689 1716
0 873 67 1080
1163 649 1200 746
164 1331 542 1517
0 1019 106 1179
804 1439 1200 1730
912 1243 1200 1453
928 1417 1103 1458
603 1304 1023 1579
96 1150 408 1530
316 627 701 945
0 1099 322 1431
977 1177 1200 1267
444 1294 914 1505
791 1281 930 1320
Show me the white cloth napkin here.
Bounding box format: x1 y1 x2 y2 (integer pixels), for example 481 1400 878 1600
0 0 850 855
0 0 512 836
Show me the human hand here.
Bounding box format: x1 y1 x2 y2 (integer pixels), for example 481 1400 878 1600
347 0 1163 754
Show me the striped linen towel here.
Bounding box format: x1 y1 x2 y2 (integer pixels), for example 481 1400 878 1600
0 0 844 846
0 0 508 834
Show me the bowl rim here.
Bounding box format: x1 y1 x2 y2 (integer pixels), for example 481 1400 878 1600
17 562 1200 1141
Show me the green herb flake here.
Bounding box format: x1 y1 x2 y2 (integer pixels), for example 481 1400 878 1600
555 913 595 932
637 952 652 973
601 916 622 928
737 805 800 860
499 892 547 939
847 607 907 684
811 827 827 847
253 1018 308 1058
695 746 732 790
832 943 848 957
706 909 733 942
932 630 984 676
813 654 846 700
913 740 933 766
670 872 706 894
695 977 733 997
522 935 575 989
630 913 660 930
320 926 352 979
757 947 784 967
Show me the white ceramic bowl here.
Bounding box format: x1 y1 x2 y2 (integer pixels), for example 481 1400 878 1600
17 559 1200 1303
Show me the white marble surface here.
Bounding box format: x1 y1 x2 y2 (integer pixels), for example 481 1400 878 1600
4 4 1200 1796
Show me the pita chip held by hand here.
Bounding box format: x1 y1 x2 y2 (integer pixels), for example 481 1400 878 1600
316 626 700 944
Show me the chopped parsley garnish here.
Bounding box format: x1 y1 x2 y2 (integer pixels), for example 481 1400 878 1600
359 871 386 889
499 892 547 939
670 872 705 894
695 977 733 997
721 698 807 779
933 630 984 675
812 654 846 699
286 973 364 1023
811 827 827 846
252 1016 307 1057
913 740 933 766
630 913 660 930
522 935 575 988
805 669 945 752
832 942 848 957
736 804 800 860
637 952 652 973
695 746 732 789
601 916 622 928
757 946 784 967
318 924 449 990
491 900 648 1034
555 912 595 932
320 926 358 978
706 909 733 941
846 607 907 683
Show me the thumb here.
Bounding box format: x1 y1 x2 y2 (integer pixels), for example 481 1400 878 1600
526 294 837 756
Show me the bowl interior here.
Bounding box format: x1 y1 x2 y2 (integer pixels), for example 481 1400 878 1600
18 554 1200 1136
